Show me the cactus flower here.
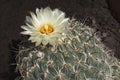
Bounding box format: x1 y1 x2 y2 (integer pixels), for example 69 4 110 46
21 7 69 46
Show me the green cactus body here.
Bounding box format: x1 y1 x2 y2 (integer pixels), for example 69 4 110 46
16 20 120 80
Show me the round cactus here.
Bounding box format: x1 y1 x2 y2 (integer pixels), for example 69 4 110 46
16 19 120 80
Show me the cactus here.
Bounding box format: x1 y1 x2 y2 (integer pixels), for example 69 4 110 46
15 19 120 80
15 7 120 80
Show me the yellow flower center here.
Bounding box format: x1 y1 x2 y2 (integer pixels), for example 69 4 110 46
39 24 54 34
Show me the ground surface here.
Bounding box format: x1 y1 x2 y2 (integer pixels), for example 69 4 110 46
0 0 120 80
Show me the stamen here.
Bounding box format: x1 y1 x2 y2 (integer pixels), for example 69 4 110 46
39 24 54 34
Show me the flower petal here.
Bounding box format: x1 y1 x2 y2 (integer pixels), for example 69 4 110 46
20 31 32 35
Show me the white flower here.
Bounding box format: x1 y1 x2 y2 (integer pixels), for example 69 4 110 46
21 7 69 46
